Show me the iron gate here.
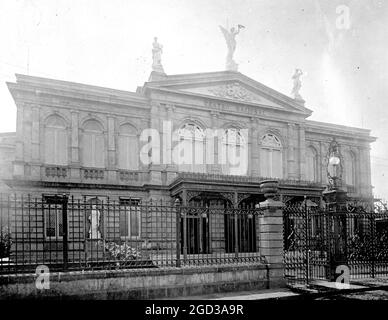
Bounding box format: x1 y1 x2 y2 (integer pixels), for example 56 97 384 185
284 203 388 284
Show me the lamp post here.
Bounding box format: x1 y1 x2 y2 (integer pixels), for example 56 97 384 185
322 138 348 281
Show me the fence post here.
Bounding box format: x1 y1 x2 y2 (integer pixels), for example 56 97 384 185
370 212 375 278
258 180 285 288
234 192 239 259
304 196 309 285
62 195 69 271
174 199 181 267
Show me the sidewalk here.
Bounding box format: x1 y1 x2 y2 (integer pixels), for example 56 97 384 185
169 288 300 300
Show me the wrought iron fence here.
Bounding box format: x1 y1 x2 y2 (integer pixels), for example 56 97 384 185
283 202 388 285
0 194 262 274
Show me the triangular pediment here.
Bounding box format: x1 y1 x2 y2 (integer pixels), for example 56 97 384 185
177 82 280 108
143 71 312 116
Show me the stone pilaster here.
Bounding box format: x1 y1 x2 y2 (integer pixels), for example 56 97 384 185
287 123 297 179
14 103 25 177
209 111 220 174
30 106 40 178
70 111 79 164
298 124 306 180
107 116 116 168
165 104 176 184
23 107 32 164
250 117 259 177
106 116 116 182
31 106 40 161
149 101 162 184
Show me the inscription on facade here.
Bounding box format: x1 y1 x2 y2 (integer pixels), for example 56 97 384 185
204 100 266 116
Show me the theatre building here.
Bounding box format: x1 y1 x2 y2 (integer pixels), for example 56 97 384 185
0 68 376 264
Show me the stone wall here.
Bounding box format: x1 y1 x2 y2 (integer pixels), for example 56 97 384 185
0 264 283 299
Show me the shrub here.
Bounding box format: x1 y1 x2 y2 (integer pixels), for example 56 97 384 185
0 226 12 259
104 241 142 262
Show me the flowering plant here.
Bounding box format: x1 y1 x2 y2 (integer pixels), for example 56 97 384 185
104 241 142 262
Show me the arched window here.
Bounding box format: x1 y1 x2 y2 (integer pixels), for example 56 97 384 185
118 124 139 170
44 115 68 165
220 128 246 175
344 151 356 186
82 120 105 168
306 146 318 182
176 123 205 173
260 133 282 178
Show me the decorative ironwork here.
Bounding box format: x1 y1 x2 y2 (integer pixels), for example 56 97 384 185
284 201 388 285
0 194 263 274
237 193 251 204
220 192 235 205
186 190 202 202
175 172 324 188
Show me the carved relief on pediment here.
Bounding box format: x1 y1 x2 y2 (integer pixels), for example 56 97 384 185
208 82 259 102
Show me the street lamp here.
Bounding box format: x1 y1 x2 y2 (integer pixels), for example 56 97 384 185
323 138 348 281
324 139 347 209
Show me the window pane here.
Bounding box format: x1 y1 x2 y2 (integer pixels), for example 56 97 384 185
119 208 128 237
118 136 129 169
128 136 139 170
56 129 68 165
45 129 55 164
95 134 105 168
83 133 93 166
272 150 282 178
130 207 140 237
45 205 62 238
260 149 270 177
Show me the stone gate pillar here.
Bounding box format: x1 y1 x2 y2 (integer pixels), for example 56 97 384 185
258 180 285 288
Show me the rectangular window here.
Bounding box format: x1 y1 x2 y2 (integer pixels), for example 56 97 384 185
119 199 141 239
44 203 64 240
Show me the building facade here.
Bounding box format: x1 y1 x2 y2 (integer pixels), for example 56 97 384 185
0 70 376 260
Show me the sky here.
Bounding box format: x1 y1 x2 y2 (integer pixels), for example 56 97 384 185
0 0 387 197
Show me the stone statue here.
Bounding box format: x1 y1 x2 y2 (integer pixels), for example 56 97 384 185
291 68 303 100
152 37 165 73
88 205 101 239
219 24 245 71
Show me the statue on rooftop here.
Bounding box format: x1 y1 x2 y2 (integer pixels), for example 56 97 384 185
291 68 303 100
152 37 165 73
219 24 245 71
